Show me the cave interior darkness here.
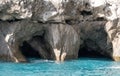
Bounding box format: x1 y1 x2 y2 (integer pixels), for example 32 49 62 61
19 37 109 60
20 41 41 59
78 46 109 58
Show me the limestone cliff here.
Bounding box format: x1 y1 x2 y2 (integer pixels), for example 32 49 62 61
0 0 120 62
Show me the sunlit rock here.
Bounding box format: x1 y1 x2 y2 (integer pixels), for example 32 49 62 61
105 19 120 61
0 0 33 20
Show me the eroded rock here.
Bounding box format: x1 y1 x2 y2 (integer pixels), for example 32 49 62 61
0 0 33 20
45 24 80 61
105 19 120 61
79 21 112 58
0 20 45 62
0 0 120 62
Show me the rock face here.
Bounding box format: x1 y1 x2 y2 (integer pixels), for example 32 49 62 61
79 21 112 57
45 24 80 61
0 0 120 62
105 19 120 61
0 0 33 20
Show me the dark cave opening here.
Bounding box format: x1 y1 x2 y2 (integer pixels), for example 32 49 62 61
78 47 108 58
19 41 41 59
80 10 93 16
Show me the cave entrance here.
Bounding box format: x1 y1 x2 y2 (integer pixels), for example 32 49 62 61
78 46 108 58
19 41 41 60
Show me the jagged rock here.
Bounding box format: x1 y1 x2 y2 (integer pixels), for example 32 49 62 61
0 0 120 62
105 19 120 61
0 0 120 21
0 0 33 20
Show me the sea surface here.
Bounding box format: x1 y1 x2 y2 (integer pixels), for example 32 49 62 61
0 58 120 76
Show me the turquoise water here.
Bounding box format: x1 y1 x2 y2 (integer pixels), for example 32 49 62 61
0 58 120 76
